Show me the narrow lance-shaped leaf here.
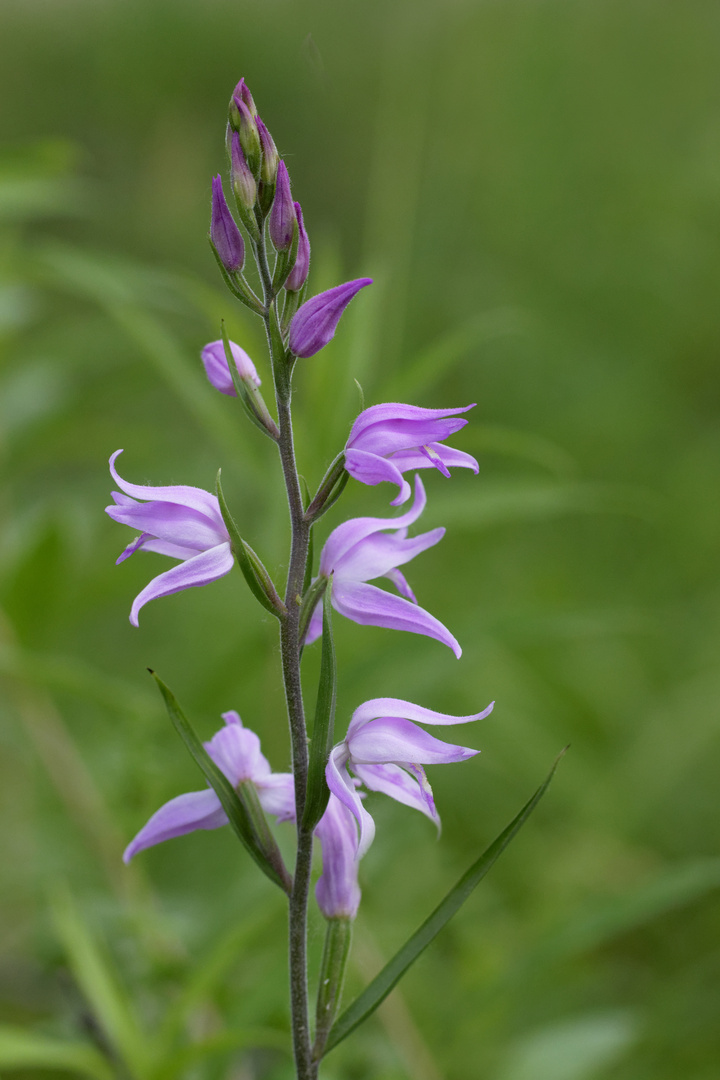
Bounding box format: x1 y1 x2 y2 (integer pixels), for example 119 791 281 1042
220 322 279 440
322 751 566 1056
302 578 336 831
150 672 292 895
216 470 286 618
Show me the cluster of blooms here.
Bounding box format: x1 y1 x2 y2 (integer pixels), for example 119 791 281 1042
108 77 490 925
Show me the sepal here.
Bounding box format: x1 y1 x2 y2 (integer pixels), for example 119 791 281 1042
306 452 349 523
150 672 293 894
216 470 287 618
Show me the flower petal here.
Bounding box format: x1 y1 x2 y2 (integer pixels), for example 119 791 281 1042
347 403 476 449
332 579 462 657
326 746 375 857
352 762 439 826
204 720 270 785
348 716 479 765
123 789 227 862
348 698 494 738
347 416 470 457
109 451 224 524
343 448 412 506
314 795 361 919
336 526 444 583
256 773 296 822
129 541 234 626
319 474 427 575
388 444 479 476
106 498 227 551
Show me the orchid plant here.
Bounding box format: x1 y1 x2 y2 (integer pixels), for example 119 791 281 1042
107 79 560 1080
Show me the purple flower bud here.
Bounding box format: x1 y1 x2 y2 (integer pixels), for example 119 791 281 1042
286 202 310 292
288 278 372 358
201 339 261 396
269 161 296 251
210 175 244 272
230 94 261 177
256 116 279 186
233 77 257 117
231 132 257 211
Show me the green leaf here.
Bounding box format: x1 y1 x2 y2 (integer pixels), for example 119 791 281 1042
0 1026 114 1080
302 579 336 832
216 470 286 618
150 672 292 894
322 752 566 1056
49 886 151 1079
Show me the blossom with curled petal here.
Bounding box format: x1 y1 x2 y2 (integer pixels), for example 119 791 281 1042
326 698 494 857
344 403 479 506
306 475 461 657
105 450 234 626
123 711 295 862
314 794 361 919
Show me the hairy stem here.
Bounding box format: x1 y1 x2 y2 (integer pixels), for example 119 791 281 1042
257 225 316 1080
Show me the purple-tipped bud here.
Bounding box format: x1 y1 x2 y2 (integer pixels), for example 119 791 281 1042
230 95 261 177
288 278 372 358
231 132 257 211
256 117 279 186
233 77 257 117
286 202 310 292
201 339 260 396
269 161 296 251
210 175 244 272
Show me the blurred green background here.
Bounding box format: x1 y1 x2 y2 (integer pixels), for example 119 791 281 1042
1 1 719 1078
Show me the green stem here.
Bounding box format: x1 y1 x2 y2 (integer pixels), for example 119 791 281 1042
256 224 315 1080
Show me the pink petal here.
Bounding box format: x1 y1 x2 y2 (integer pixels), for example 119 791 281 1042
109 451 224 525
348 698 494 739
204 721 270 785
343 448 412 506
106 498 227 551
388 444 479 475
332 580 462 657
347 716 479 765
352 762 439 825
319 475 427 575
336 526 444 583
123 789 227 862
347 403 476 448
129 542 234 626
326 746 375 857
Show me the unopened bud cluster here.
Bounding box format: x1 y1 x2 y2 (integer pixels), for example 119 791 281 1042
210 77 310 300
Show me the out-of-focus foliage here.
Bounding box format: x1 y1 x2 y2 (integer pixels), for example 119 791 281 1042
1 1 719 1078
